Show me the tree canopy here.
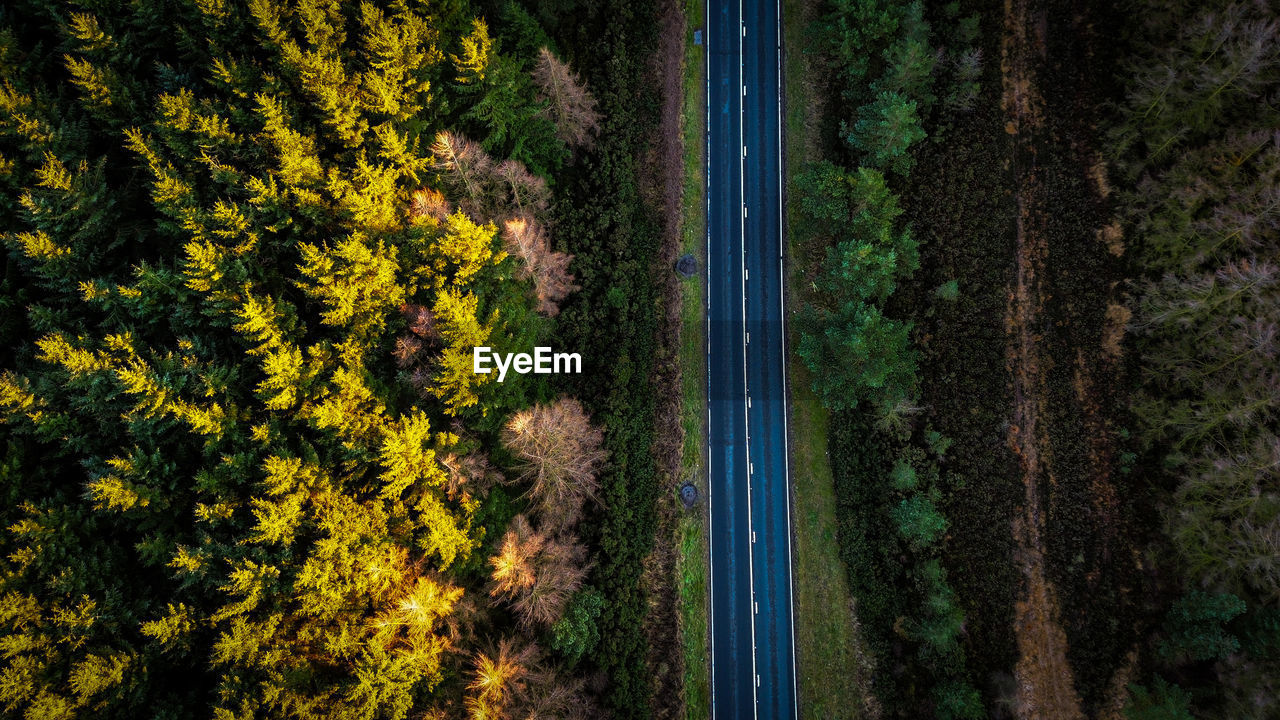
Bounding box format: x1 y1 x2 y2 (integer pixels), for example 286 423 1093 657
0 1 610 717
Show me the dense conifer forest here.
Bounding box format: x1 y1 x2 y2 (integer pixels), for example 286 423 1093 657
0 0 667 717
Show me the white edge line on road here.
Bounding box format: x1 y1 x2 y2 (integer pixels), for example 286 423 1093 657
777 0 800 713
739 2 759 717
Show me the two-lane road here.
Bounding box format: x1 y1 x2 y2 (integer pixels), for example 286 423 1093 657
706 0 796 717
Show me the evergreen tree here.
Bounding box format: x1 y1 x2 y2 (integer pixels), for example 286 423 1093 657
0 0 597 716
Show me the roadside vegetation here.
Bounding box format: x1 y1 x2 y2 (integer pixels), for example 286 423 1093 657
782 0 883 717
540 1 671 716
675 0 711 717
792 0 987 716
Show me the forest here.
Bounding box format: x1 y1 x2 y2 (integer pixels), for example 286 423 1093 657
0 0 671 718
791 0 1279 718
3 0 1278 718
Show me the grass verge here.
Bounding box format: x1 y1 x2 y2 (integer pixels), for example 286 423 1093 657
676 1 710 718
782 0 878 717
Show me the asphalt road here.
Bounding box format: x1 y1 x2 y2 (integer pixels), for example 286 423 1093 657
706 0 797 717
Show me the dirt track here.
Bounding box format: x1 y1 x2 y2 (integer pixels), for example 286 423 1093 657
1001 0 1087 715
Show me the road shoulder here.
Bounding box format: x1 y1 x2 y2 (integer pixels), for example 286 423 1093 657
675 0 711 717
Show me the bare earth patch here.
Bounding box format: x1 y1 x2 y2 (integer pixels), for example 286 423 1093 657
1002 0 1086 716
1097 647 1141 720
1098 221 1124 258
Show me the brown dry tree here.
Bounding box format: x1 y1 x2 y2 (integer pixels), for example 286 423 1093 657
394 303 442 390
440 450 506 499
516 673 598 720
440 591 486 649
393 335 425 369
488 515 542 600
487 515 590 628
409 188 452 223
501 398 605 521
510 533 587 629
400 302 440 342
495 159 550 217
430 131 495 214
531 48 600 149
502 218 578 317
466 637 541 720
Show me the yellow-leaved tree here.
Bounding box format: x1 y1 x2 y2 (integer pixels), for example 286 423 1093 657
451 19 492 85
429 287 494 415
0 1 590 718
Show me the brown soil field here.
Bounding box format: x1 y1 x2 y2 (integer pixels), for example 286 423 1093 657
997 0 1143 715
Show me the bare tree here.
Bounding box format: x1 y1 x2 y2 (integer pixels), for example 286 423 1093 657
495 159 550 217
515 669 598 720
409 188 452 222
394 303 439 375
487 514 590 628
441 591 486 647
392 335 423 369
531 48 601 149
502 218 578 317
430 133 553 223
489 515 542 599
440 450 505 499
430 131 494 214
501 398 605 518
399 302 439 341
465 638 593 720
466 637 541 719
511 532 587 628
